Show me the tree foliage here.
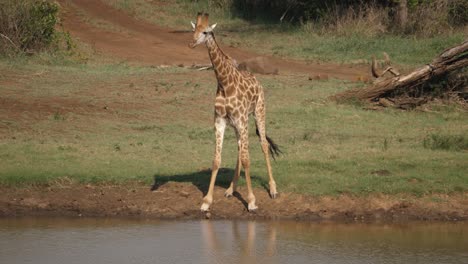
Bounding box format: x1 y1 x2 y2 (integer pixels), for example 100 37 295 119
228 0 467 28
0 0 59 55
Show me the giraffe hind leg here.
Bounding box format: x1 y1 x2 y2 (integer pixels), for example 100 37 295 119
238 126 257 211
255 110 279 199
224 151 240 198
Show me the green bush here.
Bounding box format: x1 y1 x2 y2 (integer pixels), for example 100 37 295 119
0 0 59 55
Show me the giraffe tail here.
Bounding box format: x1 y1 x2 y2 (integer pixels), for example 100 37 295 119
256 128 282 160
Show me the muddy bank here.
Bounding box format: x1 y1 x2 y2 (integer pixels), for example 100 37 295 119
1 182 466 222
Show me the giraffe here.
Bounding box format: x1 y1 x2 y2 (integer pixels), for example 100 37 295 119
189 13 281 212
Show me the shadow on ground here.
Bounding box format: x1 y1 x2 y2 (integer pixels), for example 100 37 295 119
151 168 269 209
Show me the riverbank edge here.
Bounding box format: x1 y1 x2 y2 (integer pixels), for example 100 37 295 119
1 182 466 222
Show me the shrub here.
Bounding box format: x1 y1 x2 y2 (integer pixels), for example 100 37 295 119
315 4 390 37
0 0 59 55
448 0 468 25
404 1 452 36
228 0 466 36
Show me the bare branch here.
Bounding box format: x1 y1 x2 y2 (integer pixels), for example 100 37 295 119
371 52 400 78
0 33 20 51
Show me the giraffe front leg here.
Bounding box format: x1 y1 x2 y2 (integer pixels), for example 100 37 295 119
201 117 226 212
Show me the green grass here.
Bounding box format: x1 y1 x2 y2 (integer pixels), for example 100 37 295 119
1 58 467 196
423 134 468 151
241 31 465 65
1 1 466 195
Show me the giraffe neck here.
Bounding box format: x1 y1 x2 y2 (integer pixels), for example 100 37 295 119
205 35 235 86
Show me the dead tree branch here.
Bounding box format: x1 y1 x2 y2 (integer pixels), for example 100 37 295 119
332 40 468 103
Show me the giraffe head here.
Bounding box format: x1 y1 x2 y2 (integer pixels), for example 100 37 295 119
189 12 217 49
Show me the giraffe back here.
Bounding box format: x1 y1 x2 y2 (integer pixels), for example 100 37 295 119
215 67 263 125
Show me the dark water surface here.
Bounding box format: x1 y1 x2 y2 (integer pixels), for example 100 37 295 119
0 218 467 264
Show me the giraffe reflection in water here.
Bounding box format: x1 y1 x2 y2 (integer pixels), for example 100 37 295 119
200 221 277 263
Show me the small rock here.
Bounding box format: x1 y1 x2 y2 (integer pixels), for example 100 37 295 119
408 178 421 183
371 169 391 176
309 74 329 81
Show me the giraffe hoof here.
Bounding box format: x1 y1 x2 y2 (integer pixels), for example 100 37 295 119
248 207 258 213
270 192 279 199
248 204 258 212
224 189 233 198
200 203 210 212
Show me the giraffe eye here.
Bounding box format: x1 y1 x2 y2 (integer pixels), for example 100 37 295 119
202 32 207 35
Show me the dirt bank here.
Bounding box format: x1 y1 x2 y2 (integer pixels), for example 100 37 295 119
1 182 466 222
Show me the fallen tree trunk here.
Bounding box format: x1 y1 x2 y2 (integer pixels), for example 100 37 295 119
332 40 468 103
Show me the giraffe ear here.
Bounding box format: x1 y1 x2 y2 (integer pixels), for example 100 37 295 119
191 21 196 30
210 23 217 31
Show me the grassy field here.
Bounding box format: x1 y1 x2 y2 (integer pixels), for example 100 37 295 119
0 0 466 197
1 56 466 196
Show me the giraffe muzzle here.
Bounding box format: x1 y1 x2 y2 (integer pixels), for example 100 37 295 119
188 41 197 49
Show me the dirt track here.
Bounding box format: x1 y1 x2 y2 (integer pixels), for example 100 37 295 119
58 0 368 80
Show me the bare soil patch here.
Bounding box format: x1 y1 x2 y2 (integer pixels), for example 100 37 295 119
1 182 466 222
0 65 212 135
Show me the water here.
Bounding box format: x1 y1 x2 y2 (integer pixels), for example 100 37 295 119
0 218 467 264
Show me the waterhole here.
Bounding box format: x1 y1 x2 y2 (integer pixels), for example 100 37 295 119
0 218 466 264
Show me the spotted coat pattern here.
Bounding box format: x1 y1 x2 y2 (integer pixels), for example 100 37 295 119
190 13 277 212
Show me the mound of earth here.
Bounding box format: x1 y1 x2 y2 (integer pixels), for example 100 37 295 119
238 57 279 75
